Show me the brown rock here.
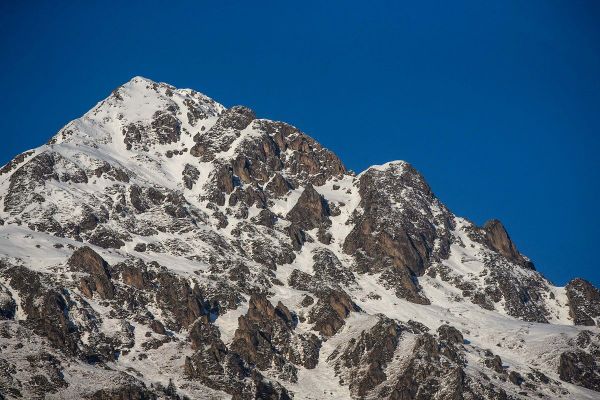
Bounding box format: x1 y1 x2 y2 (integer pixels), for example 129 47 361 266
483 219 533 269
286 184 330 231
68 246 114 300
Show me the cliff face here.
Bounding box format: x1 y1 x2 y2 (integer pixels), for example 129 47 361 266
0 77 598 399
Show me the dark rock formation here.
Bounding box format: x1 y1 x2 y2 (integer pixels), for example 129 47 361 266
287 184 330 230
308 289 360 336
483 219 533 269
566 278 600 326
559 350 600 391
68 246 115 300
231 294 321 381
343 162 454 304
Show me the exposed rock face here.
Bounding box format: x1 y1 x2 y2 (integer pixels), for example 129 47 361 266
287 184 330 231
566 278 600 326
559 351 600 391
308 289 360 336
343 162 454 305
328 316 507 399
484 219 534 269
0 284 16 319
68 246 115 300
230 294 321 382
191 105 255 161
0 77 599 399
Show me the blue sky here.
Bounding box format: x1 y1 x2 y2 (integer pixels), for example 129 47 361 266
1 1 599 286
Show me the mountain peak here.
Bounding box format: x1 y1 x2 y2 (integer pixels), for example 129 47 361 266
1 79 600 399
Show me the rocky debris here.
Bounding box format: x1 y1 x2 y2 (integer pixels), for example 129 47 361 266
559 350 600 391
287 184 330 231
308 288 360 336
231 294 321 382
483 219 533 269
566 278 600 326
68 246 115 300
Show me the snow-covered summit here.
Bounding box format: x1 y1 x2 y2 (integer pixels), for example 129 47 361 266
0 79 599 399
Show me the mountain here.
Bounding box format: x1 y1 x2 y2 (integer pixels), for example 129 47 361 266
0 76 599 399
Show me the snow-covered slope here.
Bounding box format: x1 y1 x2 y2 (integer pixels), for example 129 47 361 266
1 77 599 399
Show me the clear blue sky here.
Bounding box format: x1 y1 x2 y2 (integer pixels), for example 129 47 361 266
1 1 599 286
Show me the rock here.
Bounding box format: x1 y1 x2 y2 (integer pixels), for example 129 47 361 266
311 248 355 287
149 319 166 335
0 284 16 319
191 106 255 161
566 278 600 326
182 163 200 189
484 353 505 374
252 209 277 228
265 173 293 197
308 289 360 336
559 350 600 391
287 184 330 230
231 294 321 381
3 265 80 355
286 224 306 251
68 246 115 299
508 370 524 386
343 162 454 304
483 219 533 269
90 384 157 400
155 272 207 330
437 324 464 344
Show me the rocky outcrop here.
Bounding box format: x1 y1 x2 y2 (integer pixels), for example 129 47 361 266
559 350 600 391
1 264 80 355
343 162 454 304
287 184 330 231
191 106 255 161
68 246 115 300
566 278 600 326
483 219 533 269
328 316 503 399
230 294 321 382
308 289 360 336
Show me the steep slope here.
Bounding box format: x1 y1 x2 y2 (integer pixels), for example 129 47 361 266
0 77 599 399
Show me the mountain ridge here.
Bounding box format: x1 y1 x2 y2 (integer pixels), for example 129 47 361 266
0 77 599 399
